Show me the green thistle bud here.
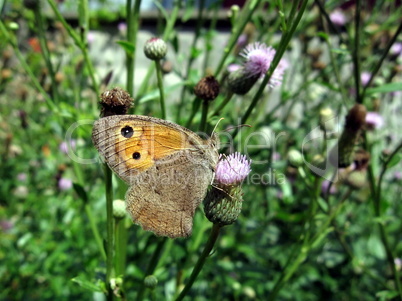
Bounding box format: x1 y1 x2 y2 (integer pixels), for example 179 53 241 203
113 199 126 219
144 275 158 289
319 107 335 132
144 37 167 61
287 149 303 167
227 67 259 95
204 186 243 226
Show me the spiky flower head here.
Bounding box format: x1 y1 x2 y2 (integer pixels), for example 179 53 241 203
204 153 251 226
144 37 167 61
227 42 287 94
215 153 251 186
194 75 220 102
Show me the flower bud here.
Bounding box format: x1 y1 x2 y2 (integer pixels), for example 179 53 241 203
345 170 367 189
204 186 243 226
194 75 220 102
319 107 335 132
227 67 259 95
144 275 158 289
287 149 303 167
329 104 367 168
113 200 126 219
144 37 167 61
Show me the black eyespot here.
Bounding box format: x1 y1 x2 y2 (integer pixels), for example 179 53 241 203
121 126 134 138
132 152 141 160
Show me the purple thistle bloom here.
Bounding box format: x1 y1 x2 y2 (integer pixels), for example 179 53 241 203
17 173 27 181
361 71 371 87
87 31 96 44
215 152 251 186
58 178 73 191
365 112 384 129
118 22 127 34
329 10 347 26
321 180 337 195
240 42 287 88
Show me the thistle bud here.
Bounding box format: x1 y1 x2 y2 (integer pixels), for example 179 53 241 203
227 67 259 95
287 149 303 167
345 170 367 190
194 75 220 102
319 107 335 132
144 37 167 61
144 275 158 289
329 104 367 168
113 200 126 219
204 153 251 226
99 87 133 117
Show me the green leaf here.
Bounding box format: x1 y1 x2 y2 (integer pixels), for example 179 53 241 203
73 183 88 203
366 82 402 95
116 40 135 55
317 32 329 40
387 154 401 169
71 277 103 292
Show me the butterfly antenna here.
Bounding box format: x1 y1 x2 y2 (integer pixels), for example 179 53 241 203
224 124 251 132
211 118 225 135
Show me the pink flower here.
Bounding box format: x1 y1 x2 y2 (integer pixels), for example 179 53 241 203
361 72 371 86
215 152 251 186
365 112 384 129
329 10 347 26
87 31 96 44
58 178 72 190
241 42 287 88
227 64 241 73
118 22 127 34
321 180 337 195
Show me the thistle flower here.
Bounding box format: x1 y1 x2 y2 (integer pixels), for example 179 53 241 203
390 42 402 56
361 72 371 87
204 153 251 226
214 153 251 186
227 42 287 94
59 139 77 154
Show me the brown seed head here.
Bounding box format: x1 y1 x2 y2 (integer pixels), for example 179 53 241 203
194 75 220 102
100 87 133 117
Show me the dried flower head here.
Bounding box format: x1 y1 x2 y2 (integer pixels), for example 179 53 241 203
194 75 220 102
99 87 133 117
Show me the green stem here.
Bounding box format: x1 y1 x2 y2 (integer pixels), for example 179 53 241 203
136 238 168 301
0 20 57 112
232 0 309 140
155 60 166 119
104 164 115 300
185 97 202 128
210 91 234 117
352 0 362 104
34 6 59 103
374 141 402 300
86 204 107 261
175 224 221 301
115 217 128 277
361 21 402 100
126 0 142 97
199 100 209 132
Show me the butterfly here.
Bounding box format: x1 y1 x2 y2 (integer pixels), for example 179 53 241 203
92 115 219 238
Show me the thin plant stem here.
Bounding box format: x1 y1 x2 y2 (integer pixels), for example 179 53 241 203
115 217 128 277
210 91 234 117
126 0 142 97
352 0 362 104
33 6 59 103
361 22 402 100
232 0 309 141
86 204 107 261
0 20 57 112
104 164 115 300
373 141 402 300
185 98 202 128
136 238 168 301
199 100 209 132
174 223 221 301
154 60 166 119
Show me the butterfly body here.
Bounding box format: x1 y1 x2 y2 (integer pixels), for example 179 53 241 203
92 115 219 238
